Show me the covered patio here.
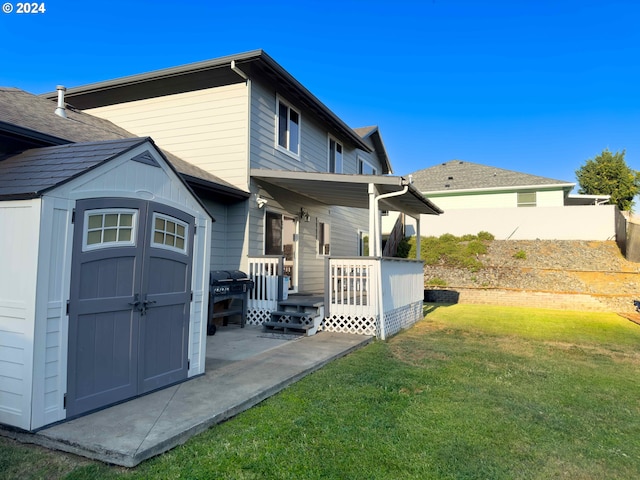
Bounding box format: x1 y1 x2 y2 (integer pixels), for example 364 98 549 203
249 170 442 339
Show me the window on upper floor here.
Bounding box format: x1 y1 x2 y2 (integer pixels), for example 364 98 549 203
358 157 378 175
276 97 300 158
517 191 537 207
328 138 343 173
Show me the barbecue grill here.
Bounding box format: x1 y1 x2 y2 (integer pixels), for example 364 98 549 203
208 270 254 335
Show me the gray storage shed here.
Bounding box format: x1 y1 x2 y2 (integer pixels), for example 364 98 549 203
0 137 213 430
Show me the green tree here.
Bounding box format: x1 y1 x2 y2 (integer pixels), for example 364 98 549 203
575 149 640 211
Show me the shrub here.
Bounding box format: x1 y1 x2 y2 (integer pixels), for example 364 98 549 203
395 237 411 258
513 250 527 260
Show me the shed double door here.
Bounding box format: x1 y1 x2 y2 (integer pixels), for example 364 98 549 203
67 198 195 418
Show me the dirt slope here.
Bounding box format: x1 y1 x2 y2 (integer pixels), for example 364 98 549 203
424 240 640 297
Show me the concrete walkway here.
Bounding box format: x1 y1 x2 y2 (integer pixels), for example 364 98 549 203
2 326 372 467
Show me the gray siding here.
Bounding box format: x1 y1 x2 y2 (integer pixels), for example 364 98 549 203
202 198 247 271
250 80 384 176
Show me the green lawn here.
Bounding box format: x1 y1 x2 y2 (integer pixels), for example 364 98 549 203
2 304 640 479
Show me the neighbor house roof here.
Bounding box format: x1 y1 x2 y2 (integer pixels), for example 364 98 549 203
411 160 575 194
0 87 248 200
41 50 374 155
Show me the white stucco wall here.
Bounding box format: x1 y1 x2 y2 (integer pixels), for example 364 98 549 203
414 205 616 240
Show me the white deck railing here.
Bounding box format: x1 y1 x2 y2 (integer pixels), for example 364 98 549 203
247 256 283 324
325 257 424 339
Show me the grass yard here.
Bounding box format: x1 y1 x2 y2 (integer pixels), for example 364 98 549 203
2 304 640 479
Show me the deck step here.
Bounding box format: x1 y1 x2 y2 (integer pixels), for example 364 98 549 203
263 321 313 333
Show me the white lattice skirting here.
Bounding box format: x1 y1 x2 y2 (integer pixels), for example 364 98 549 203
321 314 378 336
247 308 271 326
382 301 423 338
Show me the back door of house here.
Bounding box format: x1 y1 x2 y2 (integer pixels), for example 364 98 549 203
66 198 194 418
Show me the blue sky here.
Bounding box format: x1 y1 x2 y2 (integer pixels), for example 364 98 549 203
2 0 639 186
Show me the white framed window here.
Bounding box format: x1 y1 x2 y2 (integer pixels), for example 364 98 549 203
152 213 189 254
83 209 137 251
276 96 300 158
358 156 377 175
317 220 330 255
328 137 343 173
517 191 537 207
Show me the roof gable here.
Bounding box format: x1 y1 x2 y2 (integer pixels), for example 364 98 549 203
411 160 574 193
0 137 146 199
353 126 392 174
41 50 373 154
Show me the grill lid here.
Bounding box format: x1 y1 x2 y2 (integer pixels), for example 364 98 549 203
210 270 250 284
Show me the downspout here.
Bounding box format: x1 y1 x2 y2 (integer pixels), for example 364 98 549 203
230 59 252 272
373 183 410 256
372 176 412 340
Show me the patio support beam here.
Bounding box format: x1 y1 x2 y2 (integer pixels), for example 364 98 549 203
415 214 421 260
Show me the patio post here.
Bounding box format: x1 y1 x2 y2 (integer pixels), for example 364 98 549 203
368 183 377 256
415 214 421 260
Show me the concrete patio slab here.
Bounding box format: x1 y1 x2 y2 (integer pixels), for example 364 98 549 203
0 326 372 467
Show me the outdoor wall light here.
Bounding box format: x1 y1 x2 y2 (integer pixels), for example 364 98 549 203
256 195 268 208
300 207 310 222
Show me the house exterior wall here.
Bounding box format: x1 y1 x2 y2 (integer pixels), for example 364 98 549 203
426 188 566 210
87 83 250 190
0 199 41 430
201 197 248 272
249 80 385 175
246 79 376 292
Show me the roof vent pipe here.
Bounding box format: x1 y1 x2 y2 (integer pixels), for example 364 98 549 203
55 85 67 118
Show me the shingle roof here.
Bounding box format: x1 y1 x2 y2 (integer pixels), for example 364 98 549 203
411 160 574 193
0 87 133 143
0 138 146 199
0 87 246 197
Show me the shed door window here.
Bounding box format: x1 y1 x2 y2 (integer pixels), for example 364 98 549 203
83 209 137 251
152 213 188 254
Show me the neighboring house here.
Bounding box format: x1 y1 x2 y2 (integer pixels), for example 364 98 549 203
411 160 609 209
392 160 614 240
49 49 441 333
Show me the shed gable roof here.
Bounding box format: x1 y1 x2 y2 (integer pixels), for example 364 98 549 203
0 137 147 199
411 160 574 193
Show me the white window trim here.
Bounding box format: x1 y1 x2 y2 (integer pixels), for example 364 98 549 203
82 208 138 252
358 155 378 175
517 191 537 207
275 95 301 160
317 219 331 256
328 135 343 174
151 212 189 255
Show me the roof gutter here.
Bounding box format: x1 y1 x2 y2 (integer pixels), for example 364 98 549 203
424 182 576 196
